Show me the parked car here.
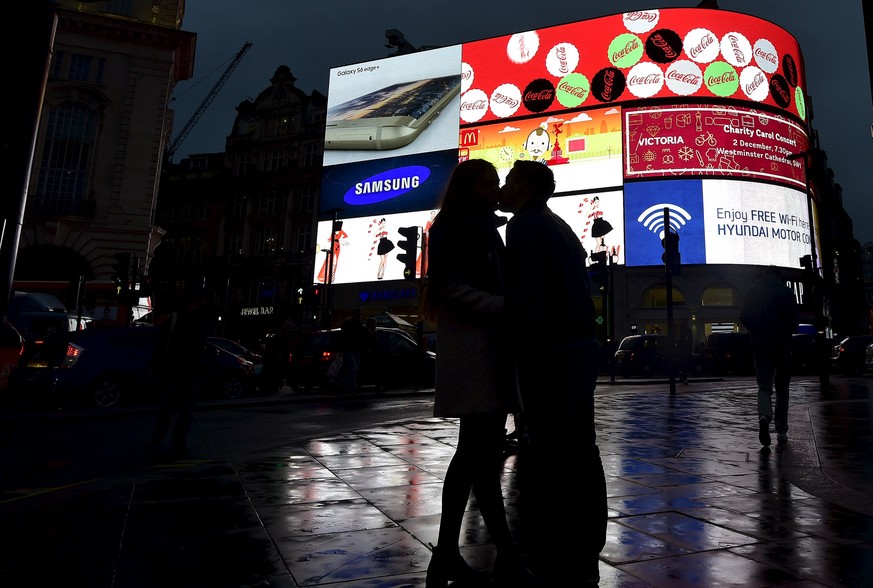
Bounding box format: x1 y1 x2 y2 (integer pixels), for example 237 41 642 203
703 331 754 375
613 335 670 377
0 321 24 393
11 326 255 408
830 334 873 375
286 327 435 392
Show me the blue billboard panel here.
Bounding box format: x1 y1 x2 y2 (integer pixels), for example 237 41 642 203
320 150 458 221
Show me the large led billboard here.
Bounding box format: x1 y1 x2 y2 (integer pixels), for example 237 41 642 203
319 7 811 286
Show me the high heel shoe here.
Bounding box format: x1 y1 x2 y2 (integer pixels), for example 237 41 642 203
493 549 537 587
425 543 488 587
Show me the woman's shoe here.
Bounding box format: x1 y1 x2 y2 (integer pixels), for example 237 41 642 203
425 544 488 587
493 550 537 587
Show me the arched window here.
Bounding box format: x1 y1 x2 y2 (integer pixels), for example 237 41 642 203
701 285 737 306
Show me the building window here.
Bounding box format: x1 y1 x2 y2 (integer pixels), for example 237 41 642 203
296 184 316 213
232 194 247 220
643 286 685 308
35 103 97 210
96 58 106 84
69 54 92 82
302 142 320 167
701 286 736 306
52 51 65 78
263 190 285 215
267 149 285 171
254 229 281 256
229 231 243 256
295 225 312 254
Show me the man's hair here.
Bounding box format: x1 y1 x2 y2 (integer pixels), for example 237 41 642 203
511 160 555 200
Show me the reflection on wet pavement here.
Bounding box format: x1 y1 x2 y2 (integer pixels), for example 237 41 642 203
3 378 873 586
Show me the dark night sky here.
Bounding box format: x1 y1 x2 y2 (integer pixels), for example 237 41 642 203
171 0 873 244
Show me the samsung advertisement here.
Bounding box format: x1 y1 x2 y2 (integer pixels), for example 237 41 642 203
319 7 812 286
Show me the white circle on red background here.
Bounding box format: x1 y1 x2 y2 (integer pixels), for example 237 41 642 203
459 88 489 123
626 61 664 98
546 42 579 78
665 60 703 96
507 31 539 64
740 66 769 101
720 32 753 68
490 83 522 118
623 10 659 34
753 38 779 74
683 28 719 64
461 62 474 94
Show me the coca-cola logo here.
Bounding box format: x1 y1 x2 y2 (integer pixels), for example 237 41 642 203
665 60 703 96
490 83 522 118
707 71 737 85
782 54 798 87
592 67 626 102
459 88 488 123
740 66 768 102
522 78 555 113
666 70 701 85
753 39 779 74
645 28 682 63
555 72 590 108
687 31 716 62
769 74 792 108
623 10 659 34
613 38 640 62
754 48 778 68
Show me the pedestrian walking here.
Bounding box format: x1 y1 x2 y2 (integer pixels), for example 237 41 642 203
151 284 214 457
421 158 533 587
500 159 606 587
740 266 800 447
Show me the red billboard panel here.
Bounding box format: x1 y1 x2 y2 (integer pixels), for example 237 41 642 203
460 8 806 126
623 104 809 188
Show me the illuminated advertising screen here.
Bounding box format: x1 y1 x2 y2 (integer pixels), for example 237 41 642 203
623 104 808 188
459 106 623 192
459 9 806 124
320 8 812 284
623 178 811 268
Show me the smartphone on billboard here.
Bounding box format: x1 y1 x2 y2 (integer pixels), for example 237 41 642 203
325 75 461 150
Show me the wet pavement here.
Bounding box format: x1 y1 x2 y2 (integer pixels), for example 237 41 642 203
2 376 873 587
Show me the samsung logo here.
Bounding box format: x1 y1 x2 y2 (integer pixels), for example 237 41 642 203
345 166 430 205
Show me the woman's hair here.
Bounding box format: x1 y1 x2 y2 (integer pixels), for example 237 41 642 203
420 159 497 321
431 158 496 226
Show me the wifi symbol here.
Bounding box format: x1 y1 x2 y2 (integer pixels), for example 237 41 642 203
637 203 692 240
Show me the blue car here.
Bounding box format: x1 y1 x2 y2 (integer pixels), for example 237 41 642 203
11 326 254 409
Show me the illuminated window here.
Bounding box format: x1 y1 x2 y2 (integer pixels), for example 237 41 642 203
643 286 685 308
701 286 736 306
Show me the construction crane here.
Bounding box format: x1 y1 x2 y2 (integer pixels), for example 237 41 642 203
165 41 252 163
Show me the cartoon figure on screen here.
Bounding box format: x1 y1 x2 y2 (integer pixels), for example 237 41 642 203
417 210 436 277
523 122 551 163
368 217 395 280
317 224 349 284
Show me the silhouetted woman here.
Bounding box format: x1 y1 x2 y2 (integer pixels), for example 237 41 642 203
421 159 533 587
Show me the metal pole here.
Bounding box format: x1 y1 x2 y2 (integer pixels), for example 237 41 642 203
664 208 676 396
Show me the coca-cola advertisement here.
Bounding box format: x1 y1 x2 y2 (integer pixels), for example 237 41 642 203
459 8 805 124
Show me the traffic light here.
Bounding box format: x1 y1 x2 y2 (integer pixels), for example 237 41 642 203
396 226 420 280
589 250 609 290
111 252 131 293
661 231 681 275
